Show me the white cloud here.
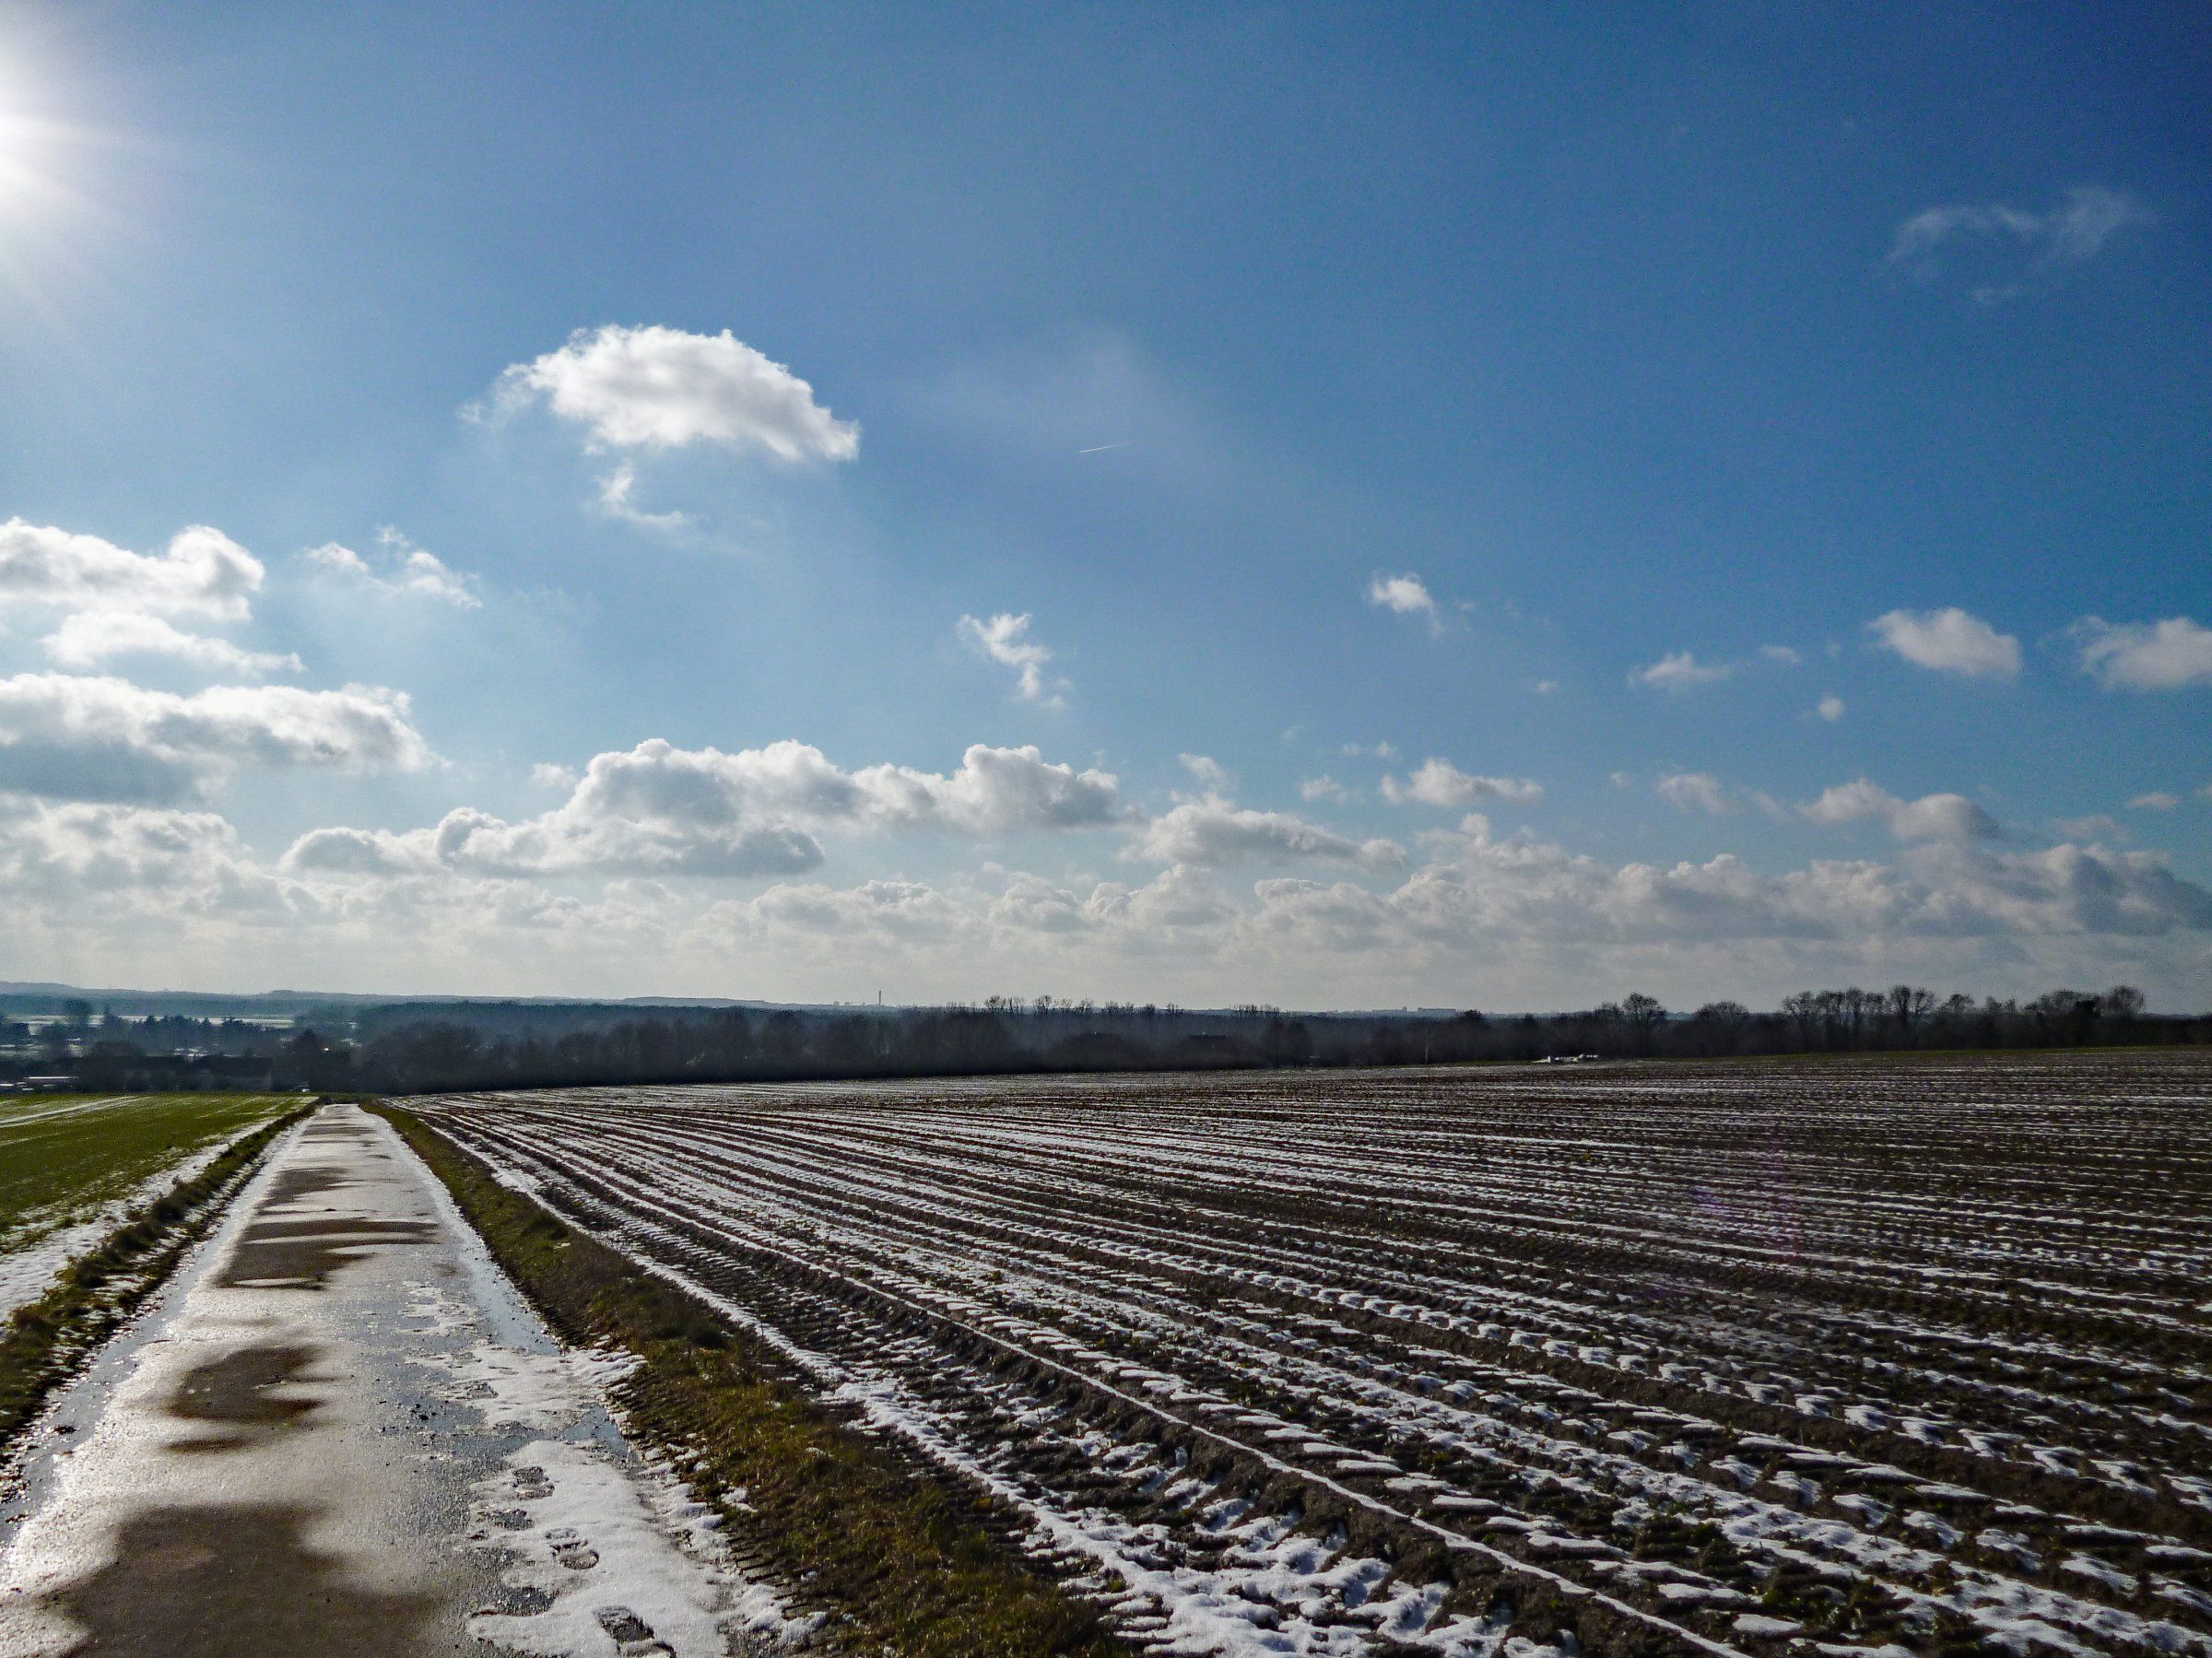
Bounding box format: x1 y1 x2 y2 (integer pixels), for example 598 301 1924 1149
287 739 1121 880
1654 772 1785 820
2072 616 2212 691
531 762 580 791
1814 694 1845 723
0 673 432 804
1342 741 1399 760
1867 607 2020 677
1365 573 1436 620
2053 815 2128 844
1759 644 1802 665
42 611 301 676
1631 651 1733 691
1656 772 1735 816
0 796 284 913
488 324 858 463
1179 753 1232 790
1299 775 1347 802
958 612 1065 704
1382 825 2211 948
2128 792 2180 812
9 801 2209 1007
1380 758 1542 808
594 462 692 533
0 520 262 621
747 878 964 943
1128 797 1403 871
303 531 479 608
1887 186 2150 299
1800 778 1998 842
752 830 2212 990
859 743 1121 833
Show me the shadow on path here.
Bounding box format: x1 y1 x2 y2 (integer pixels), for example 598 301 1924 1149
46 1503 446 1656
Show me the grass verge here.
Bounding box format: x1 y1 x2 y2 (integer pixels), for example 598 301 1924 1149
373 1103 1125 1658
0 1108 310 1453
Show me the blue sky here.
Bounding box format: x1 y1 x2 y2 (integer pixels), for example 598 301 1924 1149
0 2 2206 1007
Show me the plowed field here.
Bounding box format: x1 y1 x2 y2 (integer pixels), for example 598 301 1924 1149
417 1052 2212 1656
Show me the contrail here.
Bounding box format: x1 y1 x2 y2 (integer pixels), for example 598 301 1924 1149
1077 441 1135 454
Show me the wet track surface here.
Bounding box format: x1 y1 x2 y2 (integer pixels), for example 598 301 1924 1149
0 1106 749 1656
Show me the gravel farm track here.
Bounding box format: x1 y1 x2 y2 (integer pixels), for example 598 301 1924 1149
415 1052 2212 1658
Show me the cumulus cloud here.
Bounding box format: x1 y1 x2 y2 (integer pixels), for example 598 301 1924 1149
0 673 431 805
10 801 2209 1005
1800 779 1998 842
1380 758 1542 808
286 739 1122 880
708 832 2212 975
1414 827 2206 947
2053 814 2128 844
1887 186 2150 300
1814 694 1845 723
1867 607 2020 678
1366 572 1437 620
1631 651 1733 691
0 520 262 621
487 324 859 463
958 612 1065 704
1300 775 1347 803
2071 616 2212 692
1128 796 1403 871
42 611 302 676
1657 772 1735 816
302 530 479 608
1655 772 1785 820
748 878 963 943
2128 792 2180 812
1179 753 1232 789
0 796 283 914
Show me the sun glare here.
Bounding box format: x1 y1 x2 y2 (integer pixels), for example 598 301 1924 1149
0 103 64 217
0 53 131 328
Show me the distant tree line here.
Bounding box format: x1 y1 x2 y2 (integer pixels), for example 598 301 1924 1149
6 982 2200 1096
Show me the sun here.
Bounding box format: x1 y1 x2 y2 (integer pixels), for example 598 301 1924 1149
0 55 129 326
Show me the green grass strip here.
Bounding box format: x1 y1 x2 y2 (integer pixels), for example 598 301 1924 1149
0 1107 311 1453
374 1104 1125 1658
0 1092 296 1249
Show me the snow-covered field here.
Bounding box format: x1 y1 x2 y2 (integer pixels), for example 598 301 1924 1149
416 1052 2212 1656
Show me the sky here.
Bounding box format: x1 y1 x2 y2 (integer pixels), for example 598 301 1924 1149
0 1 2207 1010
